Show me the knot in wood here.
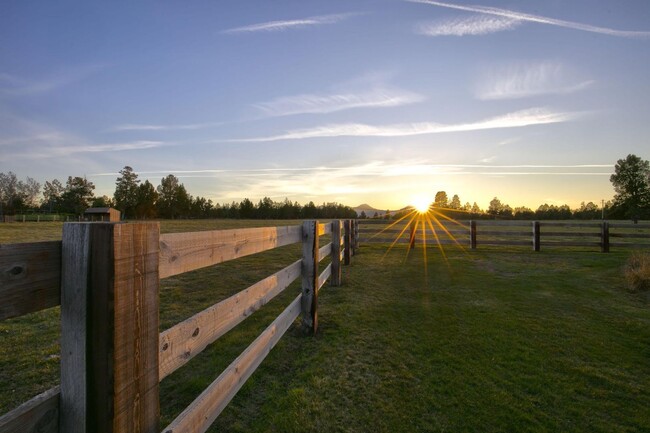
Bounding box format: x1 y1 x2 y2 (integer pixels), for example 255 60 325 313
192 327 200 337
8 265 24 276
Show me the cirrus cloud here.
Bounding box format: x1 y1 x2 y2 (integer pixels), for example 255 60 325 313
416 15 521 36
223 107 580 142
408 0 650 38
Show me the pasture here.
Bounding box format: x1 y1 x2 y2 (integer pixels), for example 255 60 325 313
1 220 649 432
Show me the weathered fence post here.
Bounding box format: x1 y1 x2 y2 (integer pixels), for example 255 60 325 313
409 220 416 250
533 221 541 252
353 220 359 254
331 220 342 286
470 220 477 249
344 220 352 265
601 221 610 253
301 220 319 333
61 222 160 433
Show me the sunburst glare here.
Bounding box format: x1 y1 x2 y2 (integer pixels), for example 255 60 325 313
412 196 432 214
370 199 471 280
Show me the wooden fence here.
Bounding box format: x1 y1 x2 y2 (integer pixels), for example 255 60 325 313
359 219 650 252
0 219 359 433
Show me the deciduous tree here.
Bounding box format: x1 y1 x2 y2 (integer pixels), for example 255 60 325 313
610 154 650 219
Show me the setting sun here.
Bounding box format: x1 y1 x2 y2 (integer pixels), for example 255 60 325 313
412 196 431 214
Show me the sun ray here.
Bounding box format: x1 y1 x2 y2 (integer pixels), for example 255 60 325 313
382 211 418 260
429 209 469 253
425 214 449 266
378 197 474 273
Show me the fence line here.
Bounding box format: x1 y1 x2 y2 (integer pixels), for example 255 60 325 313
359 220 650 252
0 219 360 433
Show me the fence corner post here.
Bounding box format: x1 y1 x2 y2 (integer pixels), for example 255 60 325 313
61 222 160 433
352 220 359 254
331 220 342 286
601 221 610 253
470 220 477 249
301 220 319 333
533 221 541 252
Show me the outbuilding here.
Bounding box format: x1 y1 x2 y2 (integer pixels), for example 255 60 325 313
84 207 121 222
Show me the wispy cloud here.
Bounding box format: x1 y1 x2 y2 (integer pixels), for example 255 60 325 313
0 111 168 162
91 162 612 177
111 122 223 132
252 86 424 117
222 12 359 34
224 107 579 142
408 0 650 38
476 61 594 100
6 140 168 161
0 64 105 96
416 15 521 36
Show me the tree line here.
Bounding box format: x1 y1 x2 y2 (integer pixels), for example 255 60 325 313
0 166 357 220
369 154 650 221
1 154 648 221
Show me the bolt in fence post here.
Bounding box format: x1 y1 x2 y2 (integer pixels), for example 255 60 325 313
301 220 319 333
533 221 541 252
470 220 477 249
344 220 352 265
331 220 342 286
601 221 610 253
61 222 160 433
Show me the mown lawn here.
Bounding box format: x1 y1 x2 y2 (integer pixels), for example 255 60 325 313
1 221 649 432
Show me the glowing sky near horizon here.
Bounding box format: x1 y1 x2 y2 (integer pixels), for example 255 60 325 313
1 0 649 210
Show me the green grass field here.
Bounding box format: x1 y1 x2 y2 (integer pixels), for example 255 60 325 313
1 221 649 432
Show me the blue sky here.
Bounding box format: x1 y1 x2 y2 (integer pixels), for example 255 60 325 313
1 0 649 210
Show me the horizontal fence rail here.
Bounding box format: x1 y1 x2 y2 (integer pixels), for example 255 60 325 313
359 219 650 252
0 219 357 433
0 241 61 320
159 225 303 278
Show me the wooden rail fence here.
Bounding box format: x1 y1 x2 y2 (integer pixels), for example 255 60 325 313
359 219 650 252
0 219 359 433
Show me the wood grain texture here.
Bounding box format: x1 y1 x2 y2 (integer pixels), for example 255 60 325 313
60 224 91 433
111 223 160 433
331 220 342 286
61 222 161 433
162 294 301 433
317 263 332 293
159 259 301 380
0 386 60 433
533 221 541 252
344 220 351 265
319 222 331 236
0 241 61 320
301 221 318 332
318 242 332 263
159 225 302 278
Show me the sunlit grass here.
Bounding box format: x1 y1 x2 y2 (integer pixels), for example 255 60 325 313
2 221 650 432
